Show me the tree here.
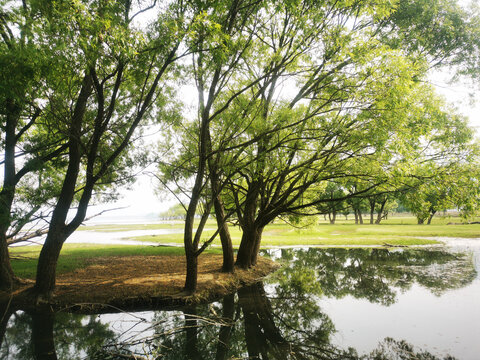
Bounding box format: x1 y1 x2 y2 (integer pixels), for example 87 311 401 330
159 203 187 220
223 0 479 267
0 0 75 290
157 0 269 292
28 0 186 301
222 0 455 267
402 162 480 224
315 182 347 225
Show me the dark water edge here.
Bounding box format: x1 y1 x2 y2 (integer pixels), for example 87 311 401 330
1 244 479 360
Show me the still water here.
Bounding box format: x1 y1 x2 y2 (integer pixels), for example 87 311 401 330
1 240 479 359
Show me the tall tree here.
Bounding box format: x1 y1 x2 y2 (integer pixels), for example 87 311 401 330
29 0 186 301
0 0 74 290
158 0 266 292
221 0 478 268
226 0 425 267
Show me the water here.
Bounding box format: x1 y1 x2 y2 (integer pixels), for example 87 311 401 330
1 239 479 359
13 228 183 247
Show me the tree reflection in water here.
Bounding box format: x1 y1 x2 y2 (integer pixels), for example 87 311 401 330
0 307 115 360
268 248 477 305
0 247 474 359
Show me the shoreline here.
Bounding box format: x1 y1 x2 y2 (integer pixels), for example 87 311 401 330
1 254 279 314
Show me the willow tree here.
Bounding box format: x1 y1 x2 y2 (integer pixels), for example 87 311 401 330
158 0 270 292
24 0 187 301
0 0 73 290
212 0 478 268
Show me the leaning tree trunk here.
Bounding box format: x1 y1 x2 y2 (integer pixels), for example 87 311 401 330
33 73 91 301
375 200 387 224
207 126 234 273
34 228 67 301
249 226 265 267
214 197 234 272
427 210 436 225
211 174 234 272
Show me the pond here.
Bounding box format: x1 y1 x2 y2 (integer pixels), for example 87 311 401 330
1 240 479 359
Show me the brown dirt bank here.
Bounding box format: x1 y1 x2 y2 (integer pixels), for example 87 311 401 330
1 255 279 313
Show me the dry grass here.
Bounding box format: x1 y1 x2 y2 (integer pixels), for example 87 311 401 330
1 255 279 312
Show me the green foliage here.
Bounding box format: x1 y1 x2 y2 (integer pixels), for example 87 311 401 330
401 161 480 223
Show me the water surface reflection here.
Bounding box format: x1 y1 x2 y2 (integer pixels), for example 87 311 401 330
1 246 477 359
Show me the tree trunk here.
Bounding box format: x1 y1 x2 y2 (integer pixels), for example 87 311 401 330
427 210 436 225
236 181 261 268
236 224 263 268
375 200 387 224
33 229 65 301
31 311 57 360
417 217 425 225
0 233 17 291
211 184 234 272
250 226 264 266
358 210 364 224
184 250 198 293
215 293 235 360
33 73 92 301
207 122 234 273
329 211 336 224
0 100 20 291
369 199 375 224
354 211 359 224
236 227 256 268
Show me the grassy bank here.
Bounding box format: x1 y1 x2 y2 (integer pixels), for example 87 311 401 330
9 244 221 279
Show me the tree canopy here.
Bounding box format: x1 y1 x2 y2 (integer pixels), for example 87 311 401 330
2 0 480 295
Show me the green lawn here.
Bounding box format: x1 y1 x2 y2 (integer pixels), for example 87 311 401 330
126 218 480 247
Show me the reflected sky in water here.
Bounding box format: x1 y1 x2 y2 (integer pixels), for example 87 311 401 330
1 239 479 359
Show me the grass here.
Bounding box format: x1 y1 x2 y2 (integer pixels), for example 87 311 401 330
127 217 480 247
11 214 480 280
9 244 221 279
